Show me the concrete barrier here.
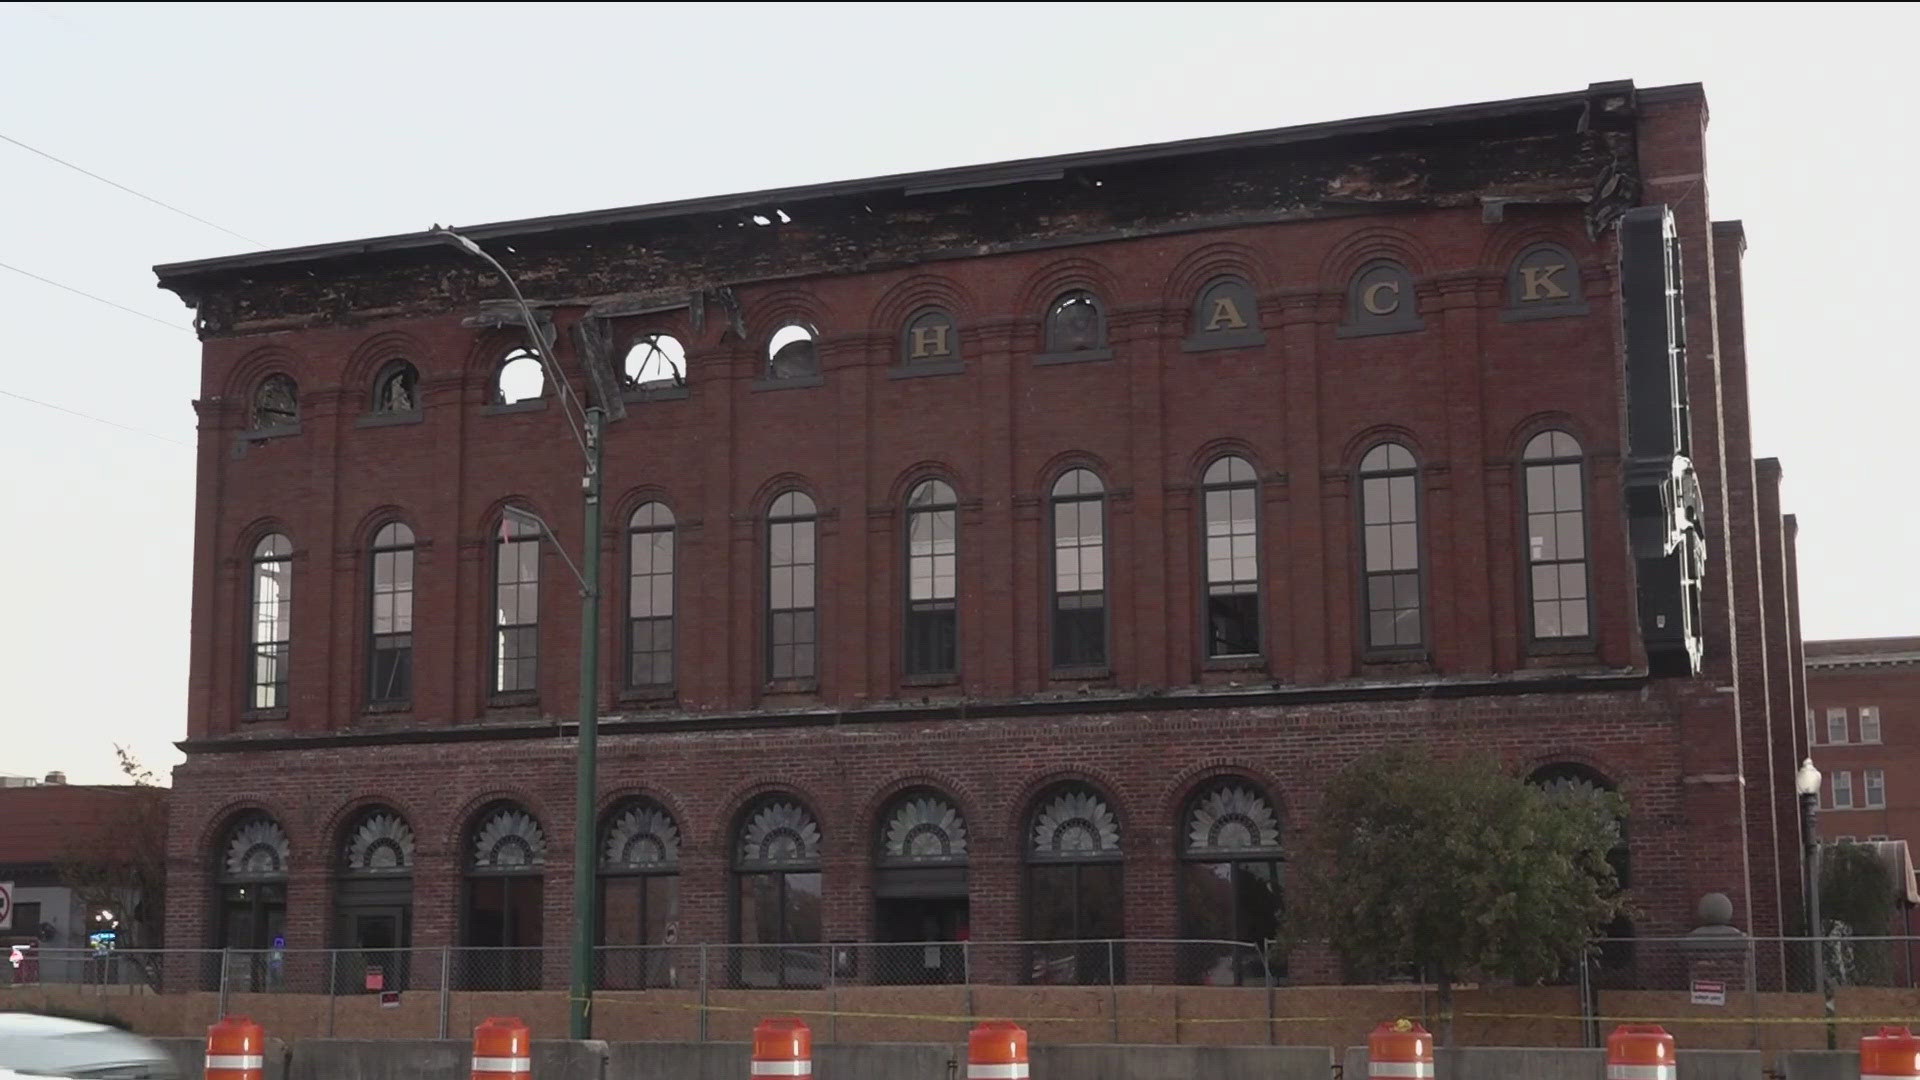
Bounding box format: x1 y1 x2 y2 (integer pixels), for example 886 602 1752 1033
157 1035 290 1080
287 1038 607 1080
609 1041 958 1080
1782 1051 1862 1080
1340 1046 1763 1080
1033 1042 1335 1080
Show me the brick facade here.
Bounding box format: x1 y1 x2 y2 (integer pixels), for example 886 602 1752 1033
154 81 1804 975
1805 638 1920 849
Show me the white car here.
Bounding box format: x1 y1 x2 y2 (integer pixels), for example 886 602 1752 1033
0 1013 179 1079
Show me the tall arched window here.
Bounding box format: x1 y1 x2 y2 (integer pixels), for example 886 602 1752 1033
874 790 969 983
599 798 681 989
1358 443 1422 650
1050 470 1107 669
767 492 818 681
1529 764 1632 976
335 808 414 992
250 534 292 711
1203 456 1260 657
627 503 675 688
905 479 958 676
1523 431 1590 640
368 523 414 707
493 513 539 695
251 374 298 429
1178 779 1284 986
215 812 289 990
1026 782 1123 984
732 797 824 988
462 803 546 990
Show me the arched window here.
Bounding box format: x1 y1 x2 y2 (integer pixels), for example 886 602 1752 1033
493 512 539 695
1026 782 1123 984
1042 290 1108 357
627 503 676 688
1358 443 1422 650
1529 764 1632 975
214 811 289 989
905 479 958 677
250 534 292 711
766 324 819 380
1523 431 1590 640
874 790 969 984
1202 456 1260 657
1051 469 1107 669
251 374 298 429
1187 276 1263 350
368 523 414 707
733 796 824 988
767 491 818 681
462 802 546 990
335 808 414 992
599 798 681 989
902 307 959 366
495 347 545 405
1178 779 1284 986
1341 259 1422 336
371 360 419 415
623 333 687 391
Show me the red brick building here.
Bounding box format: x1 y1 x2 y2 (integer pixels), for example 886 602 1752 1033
153 80 1807 988
1806 638 1920 848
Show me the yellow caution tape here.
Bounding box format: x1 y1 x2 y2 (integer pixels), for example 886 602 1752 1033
1460 1012 1920 1026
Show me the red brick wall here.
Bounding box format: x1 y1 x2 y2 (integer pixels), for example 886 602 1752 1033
1806 646 1920 849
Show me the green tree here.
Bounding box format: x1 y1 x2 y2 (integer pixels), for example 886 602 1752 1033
1297 748 1628 1044
1818 841 1895 985
57 746 168 956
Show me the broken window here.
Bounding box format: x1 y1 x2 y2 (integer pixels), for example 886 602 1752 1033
1050 469 1107 668
495 347 546 405
627 502 675 688
624 334 687 391
767 491 818 680
1044 291 1107 355
905 479 957 676
1523 431 1589 640
766 324 819 380
902 308 959 365
372 360 419 414
1359 442 1422 650
493 512 539 694
252 374 298 429
1203 455 1260 658
368 522 415 706
250 533 292 710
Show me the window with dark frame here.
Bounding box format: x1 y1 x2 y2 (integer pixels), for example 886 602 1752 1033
368 522 414 706
1025 783 1124 985
598 799 681 989
1044 291 1107 354
1523 431 1590 640
371 360 419 414
902 308 959 365
627 503 675 689
1177 779 1285 986
905 479 958 676
1202 456 1260 657
249 534 292 710
461 803 546 990
1358 443 1422 650
1050 469 1107 668
767 491 818 681
493 514 539 695
251 374 298 429
732 797 824 988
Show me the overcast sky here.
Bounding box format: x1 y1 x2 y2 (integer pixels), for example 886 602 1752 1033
2 2 1912 786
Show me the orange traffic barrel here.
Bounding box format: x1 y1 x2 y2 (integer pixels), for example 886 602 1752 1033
969 1021 1030 1079
1607 1024 1676 1080
1369 1018 1434 1080
204 1016 265 1080
752 1017 812 1077
1862 1026 1920 1080
471 1016 532 1078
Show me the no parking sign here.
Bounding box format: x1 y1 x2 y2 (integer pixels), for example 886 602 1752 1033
0 882 12 931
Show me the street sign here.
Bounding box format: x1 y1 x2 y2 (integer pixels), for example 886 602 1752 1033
0 882 12 931
379 991 400 1009
365 965 383 992
1690 979 1726 1006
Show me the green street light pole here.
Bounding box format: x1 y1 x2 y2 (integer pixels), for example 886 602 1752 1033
432 226 604 1039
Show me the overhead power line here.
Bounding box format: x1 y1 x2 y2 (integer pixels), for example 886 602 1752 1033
0 388 192 449
0 259 192 333
0 130 266 248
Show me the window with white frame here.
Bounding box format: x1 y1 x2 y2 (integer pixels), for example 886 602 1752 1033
1807 707 1817 747
1859 705 1882 744
1831 770 1854 810
1826 707 1849 745
1865 768 1886 809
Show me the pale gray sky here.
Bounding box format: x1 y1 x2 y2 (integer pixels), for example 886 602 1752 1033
2 2 1912 785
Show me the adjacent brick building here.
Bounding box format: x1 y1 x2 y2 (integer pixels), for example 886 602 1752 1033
1806 638 1920 848
152 80 1808 989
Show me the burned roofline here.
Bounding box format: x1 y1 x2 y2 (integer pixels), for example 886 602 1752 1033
154 79 1694 292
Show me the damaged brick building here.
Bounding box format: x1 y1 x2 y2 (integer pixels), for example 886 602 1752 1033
154 79 1808 989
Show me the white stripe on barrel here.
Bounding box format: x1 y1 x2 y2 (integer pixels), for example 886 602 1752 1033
1371 1063 1435 1079
1609 1066 1676 1080
206 1055 266 1070
471 1057 532 1073
969 1065 1031 1080
750 1063 813 1077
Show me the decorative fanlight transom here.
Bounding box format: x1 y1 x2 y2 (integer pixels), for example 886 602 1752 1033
603 802 681 871
1030 786 1121 859
1184 784 1281 857
880 794 968 865
471 806 547 871
737 800 821 869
